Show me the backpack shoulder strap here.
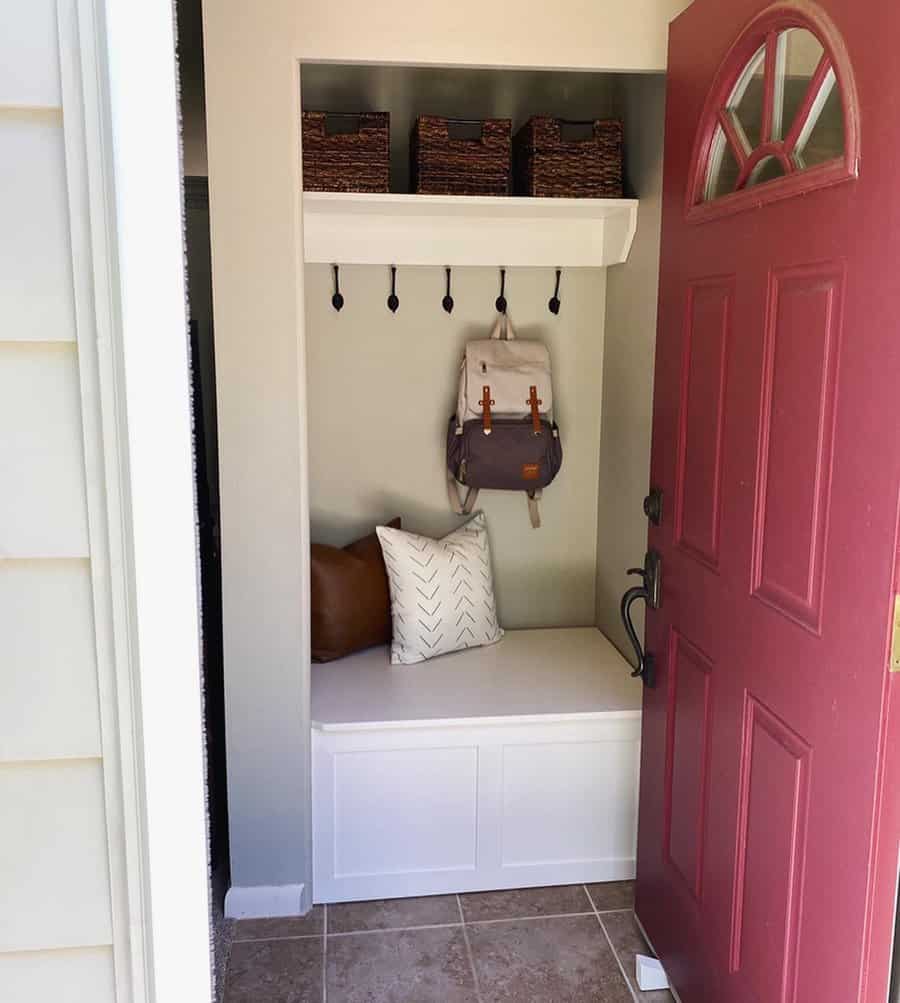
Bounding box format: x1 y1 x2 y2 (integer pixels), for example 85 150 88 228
526 488 542 529
447 469 479 516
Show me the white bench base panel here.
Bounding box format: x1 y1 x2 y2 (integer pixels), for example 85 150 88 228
311 629 642 904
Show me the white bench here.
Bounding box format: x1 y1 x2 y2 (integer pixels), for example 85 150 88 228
311 627 642 904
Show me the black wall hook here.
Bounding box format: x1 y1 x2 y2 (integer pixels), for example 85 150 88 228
442 267 454 313
331 264 344 312
495 268 507 314
387 265 399 313
549 269 562 315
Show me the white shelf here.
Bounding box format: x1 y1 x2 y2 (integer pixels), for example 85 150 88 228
302 191 639 269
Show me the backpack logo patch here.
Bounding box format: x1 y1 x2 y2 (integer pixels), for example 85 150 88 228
522 463 540 480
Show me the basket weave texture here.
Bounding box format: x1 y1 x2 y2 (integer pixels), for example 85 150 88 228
412 117 512 196
513 117 623 198
301 112 390 193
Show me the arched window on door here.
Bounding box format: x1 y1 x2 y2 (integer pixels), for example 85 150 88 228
687 5 859 222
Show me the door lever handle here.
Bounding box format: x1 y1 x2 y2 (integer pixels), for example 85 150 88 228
620 550 661 688
630 550 660 609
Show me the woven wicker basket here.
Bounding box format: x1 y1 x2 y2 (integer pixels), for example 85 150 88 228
513 117 623 198
412 117 512 196
301 112 390 193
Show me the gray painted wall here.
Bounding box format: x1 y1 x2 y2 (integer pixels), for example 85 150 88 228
595 75 667 660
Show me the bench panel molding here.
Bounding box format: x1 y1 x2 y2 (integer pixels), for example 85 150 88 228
313 714 640 903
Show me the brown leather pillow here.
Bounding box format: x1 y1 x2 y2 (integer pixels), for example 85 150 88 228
310 518 400 662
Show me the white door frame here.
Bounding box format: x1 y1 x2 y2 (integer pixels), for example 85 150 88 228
59 1 212 1000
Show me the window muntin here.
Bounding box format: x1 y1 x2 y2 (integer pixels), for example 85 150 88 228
703 26 848 204
728 44 766 152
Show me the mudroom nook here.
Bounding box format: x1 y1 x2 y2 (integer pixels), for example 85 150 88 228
293 63 662 905
203 27 670 928
199 7 677 996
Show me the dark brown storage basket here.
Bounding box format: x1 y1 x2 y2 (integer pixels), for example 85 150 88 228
301 111 390 193
412 117 512 196
513 117 623 198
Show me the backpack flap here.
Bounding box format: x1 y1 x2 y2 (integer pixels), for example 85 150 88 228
456 314 554 423
459 339 553 422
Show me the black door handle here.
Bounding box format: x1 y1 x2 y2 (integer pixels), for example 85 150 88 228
620 550 661 688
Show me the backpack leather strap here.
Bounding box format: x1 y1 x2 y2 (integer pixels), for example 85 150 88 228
527 385 543 435
480 385 494 434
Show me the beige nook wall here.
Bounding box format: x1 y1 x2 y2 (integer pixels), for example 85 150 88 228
202 0 688 909
595 74 668 659
286 0 689 71
307 266 606 629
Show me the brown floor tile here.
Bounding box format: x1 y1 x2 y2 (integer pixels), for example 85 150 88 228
601 911 673 1001
585 880 635 912
459 884 592 923
468 914 633 1003
224 937 323 1002
233 904 324 941
326 927 478 1003
328 894 460 934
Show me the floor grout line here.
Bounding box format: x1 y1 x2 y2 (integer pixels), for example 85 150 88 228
585 885 640 1003
457 894 484 1003
232 907 637 944
233 932 325 944
322 903 328 1003
466 910 597 926
331 920 464 937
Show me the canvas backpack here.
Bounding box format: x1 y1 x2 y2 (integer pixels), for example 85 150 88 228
447 314 562 528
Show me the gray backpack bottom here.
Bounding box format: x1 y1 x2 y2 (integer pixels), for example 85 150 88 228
446 416 563 528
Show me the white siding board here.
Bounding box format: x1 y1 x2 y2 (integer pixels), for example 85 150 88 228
0 946 115 1003
0 0 61 108
0 343 89 558
0 559 101 762
0 115 76 342
0 759 113 952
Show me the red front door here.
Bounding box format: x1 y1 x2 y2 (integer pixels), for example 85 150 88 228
637 2 900 1001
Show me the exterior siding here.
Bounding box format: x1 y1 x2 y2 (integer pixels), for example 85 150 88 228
0 2 118 999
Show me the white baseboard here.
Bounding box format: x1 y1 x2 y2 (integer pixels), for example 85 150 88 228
225 883 306 919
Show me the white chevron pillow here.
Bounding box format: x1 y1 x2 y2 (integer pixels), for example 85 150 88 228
376 512 504 665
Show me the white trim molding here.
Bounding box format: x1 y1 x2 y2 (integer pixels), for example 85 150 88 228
225 884 308 921
58 1 211 1000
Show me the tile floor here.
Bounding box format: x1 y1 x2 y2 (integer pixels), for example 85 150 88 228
223 881 673 1002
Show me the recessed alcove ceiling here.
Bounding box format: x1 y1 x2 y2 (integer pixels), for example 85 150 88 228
300 63 639 194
